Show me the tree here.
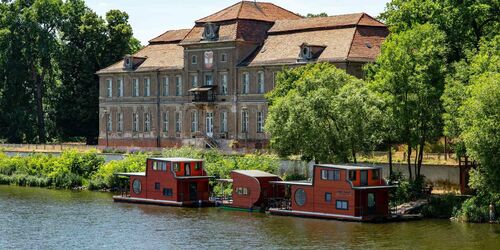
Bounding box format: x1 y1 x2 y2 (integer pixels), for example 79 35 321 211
266 63 384 163
367 23 448 180
444 36 500 193
306 13 328 18
380 0 499 63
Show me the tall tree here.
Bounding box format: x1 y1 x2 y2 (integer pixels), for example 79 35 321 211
367 23 448 180
266 63 384 163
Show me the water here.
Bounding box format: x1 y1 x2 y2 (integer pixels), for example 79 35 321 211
1 186 499 249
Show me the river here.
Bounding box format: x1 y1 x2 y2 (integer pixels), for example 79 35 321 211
0 186 499 249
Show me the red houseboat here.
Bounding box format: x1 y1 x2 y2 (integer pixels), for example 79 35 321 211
268 164 395 221
217 170 283 211
113 157 213 206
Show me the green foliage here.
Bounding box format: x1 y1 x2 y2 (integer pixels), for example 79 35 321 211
305 13 328 18
88 153 147 190
421 194 466 218
454 193 500 223
389 172 427 206
0 150 103 188
266 63 384 163
0 0 141 144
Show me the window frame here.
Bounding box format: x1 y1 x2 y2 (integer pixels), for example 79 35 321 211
321 169 340 181
220 111 228 133
191 55 197 64
132 78 139 97
144 113 151 132
372 169 380 180
349 170 357 181
117 112 123 132
242 72 249 94
336 200 349 210
106 78 113 97
132 113 139 132
191 110 198 132
220 53 227 62
220 72 228 95
117 78 124 97
162 76 169 96
205 73 213 86
241 110 249 133
257 71 265 94
257 111 264 133
162 111 169 133
175 112 181 133
163 188 173 197
155 182 160 190
190 73 198 88
175 75 182 96
325 192 332 202
144 77 151 97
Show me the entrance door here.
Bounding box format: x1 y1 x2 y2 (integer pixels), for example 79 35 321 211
367 192 376 214
360 170 368 186
189 182 198 201
206 112 214 137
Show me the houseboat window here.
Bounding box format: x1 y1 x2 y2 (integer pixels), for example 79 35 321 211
336 200 348 210
163 188 173 197
173 162 180 172
368 193 376 208
243 188 248 195
185 163 191 176
349 170 357 181
321 169 340 181
372 169 380 180
132 179 141 194
294 188 306 206
153 161 158 171
194 162 201 170
160 162 167 171
155 182 160 190
325 192 332 202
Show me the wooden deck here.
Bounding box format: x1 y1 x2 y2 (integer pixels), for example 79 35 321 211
268 208 364 221
113 196 213 207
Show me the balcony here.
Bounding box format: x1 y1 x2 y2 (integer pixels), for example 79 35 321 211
189 85 218 103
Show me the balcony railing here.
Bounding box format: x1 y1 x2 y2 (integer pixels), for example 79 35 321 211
189 85 217 103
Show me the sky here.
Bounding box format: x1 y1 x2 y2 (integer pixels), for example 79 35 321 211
85 0 391 45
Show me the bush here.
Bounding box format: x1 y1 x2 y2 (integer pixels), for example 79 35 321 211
390 172 427 206
421 194 466 218
454 194 500 223
88 153 148 190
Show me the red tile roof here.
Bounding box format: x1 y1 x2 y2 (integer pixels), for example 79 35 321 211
196 1 301 23
269 13 385 34
148 29 191 44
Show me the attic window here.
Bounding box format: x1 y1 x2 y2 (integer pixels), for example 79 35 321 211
123 55 146 70
124 55 133 69
299 43 326 62
202 23 220 41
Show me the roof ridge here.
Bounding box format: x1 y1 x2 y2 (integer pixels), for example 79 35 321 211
195 1 242 23
262 1 302 20
237 0 244 18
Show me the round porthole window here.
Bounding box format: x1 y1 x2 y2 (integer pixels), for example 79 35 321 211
294 188 306 206
132 179 141 194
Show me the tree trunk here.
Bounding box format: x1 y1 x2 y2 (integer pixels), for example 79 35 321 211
414 145 419 178
407 144 412 181
388 145 393 177
352 147 357 164
32 63 46 143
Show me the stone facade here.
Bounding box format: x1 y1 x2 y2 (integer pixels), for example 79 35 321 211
96 1 388 150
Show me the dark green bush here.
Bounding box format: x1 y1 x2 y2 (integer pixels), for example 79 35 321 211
421 194 466 218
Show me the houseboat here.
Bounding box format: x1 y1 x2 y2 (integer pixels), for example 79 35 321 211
216 170 284 211
268 164 395 221
113 157 213 206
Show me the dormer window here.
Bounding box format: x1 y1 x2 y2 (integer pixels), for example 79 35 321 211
123 55 146 70
202 23 219 41
299 43 326 62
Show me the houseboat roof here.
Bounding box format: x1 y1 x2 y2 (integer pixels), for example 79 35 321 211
269 180 313 186
114 172 146 177
352 185 397 190
232 170 279 178
316 164 383 170
149 157 203 162
176 176 215 179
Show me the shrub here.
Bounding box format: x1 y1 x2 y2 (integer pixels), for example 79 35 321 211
454 194 500 223
89 153 148 190
421 194 466 218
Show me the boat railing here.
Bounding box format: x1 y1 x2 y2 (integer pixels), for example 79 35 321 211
268 198 291 210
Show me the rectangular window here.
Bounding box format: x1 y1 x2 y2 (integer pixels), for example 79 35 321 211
257 71 265 94
117 78 124 97
153 161 158 170
321 169 340 181
132 113 139 132
117 113 123 132
163 188 173 197
220 72 228 95
173 162 180 172
220 53 227 62
160 162 167 171
132 78 139 97
144 113 151 132
144 77 151 97
325 192 332 202
191 110 198 132
257 112 264 133
242 73 249 94
372 169 380 180
194 162 201 170
162 77 169 96
336 200 349 210
205 73 213 86
155 182 160 190
241 110 249 133
106 114 112 132
349 170 357 181
175 76 182 96
191 55 197 64
175 112 181 133
162 111 169 133
191 74 198 88
106 78 113 97
220 112 227 133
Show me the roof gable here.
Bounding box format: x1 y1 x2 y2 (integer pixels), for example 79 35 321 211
196 1 301 23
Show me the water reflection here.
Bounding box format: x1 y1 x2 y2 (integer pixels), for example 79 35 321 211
1 185 499 249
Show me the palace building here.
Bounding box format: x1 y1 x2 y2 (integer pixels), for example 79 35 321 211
97 1 388 150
